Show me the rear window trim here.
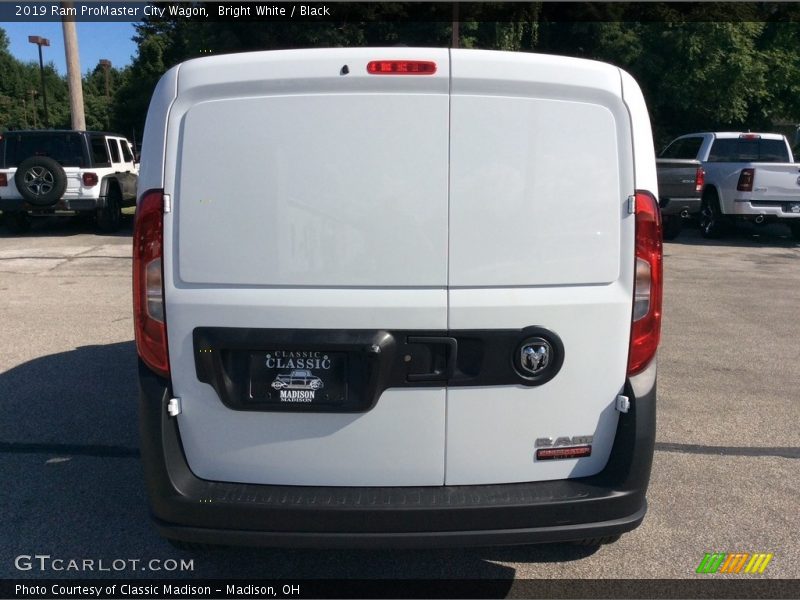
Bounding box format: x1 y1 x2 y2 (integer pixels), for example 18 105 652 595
89 134 111 168
1 131 88 168
707 137 791 163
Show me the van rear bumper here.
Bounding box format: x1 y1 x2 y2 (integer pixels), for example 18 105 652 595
138 359 656 548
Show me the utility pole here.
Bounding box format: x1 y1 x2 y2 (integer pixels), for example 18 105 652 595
99 59 112 130
28 36 50 127
61 1 86 130
98 59 111 98
451 3 460 48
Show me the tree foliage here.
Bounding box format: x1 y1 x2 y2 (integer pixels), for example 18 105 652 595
0 28 69 130
0 26 129 133
2 10 800 151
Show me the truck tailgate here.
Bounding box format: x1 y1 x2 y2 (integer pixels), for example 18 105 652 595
750 163 800 201
656 158 702 199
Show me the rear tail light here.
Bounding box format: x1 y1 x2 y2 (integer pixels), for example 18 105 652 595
133 189 169 378
737 168 754 192
367 60 437 75
0 173 7 186
82 172 98 187
694 167 705 193
628 190 663 376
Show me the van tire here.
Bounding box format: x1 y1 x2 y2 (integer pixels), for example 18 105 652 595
662 215 682 240
4 211 32 234
572 535 621 546
96 185 122 232
14 156 68 207
790 223 800 241
699 190 726 239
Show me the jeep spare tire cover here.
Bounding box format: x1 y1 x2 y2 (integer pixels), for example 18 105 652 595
14 156 68 207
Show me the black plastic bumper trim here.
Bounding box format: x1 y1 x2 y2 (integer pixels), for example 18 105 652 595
138 359 656 547
155 506 647 549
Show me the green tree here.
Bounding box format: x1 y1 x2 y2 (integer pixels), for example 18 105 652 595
83 63 127 131
111 10 800 148
113 33 168 142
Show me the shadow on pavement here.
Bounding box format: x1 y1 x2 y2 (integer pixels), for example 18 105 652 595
0 342 598 580
0 214 133 239
666 221 799 248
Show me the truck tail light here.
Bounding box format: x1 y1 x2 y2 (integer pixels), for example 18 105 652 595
628 190 663 376
737 168 754 192
694 167 705 192
133 189 169 378
0 173 7 186
82 172 98 187
367 60 437 75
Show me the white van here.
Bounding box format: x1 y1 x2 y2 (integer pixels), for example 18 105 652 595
134 48 662 548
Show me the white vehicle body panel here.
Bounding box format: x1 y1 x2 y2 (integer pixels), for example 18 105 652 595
175 93 448 287
445 51 638 484
144 48 653 487
160 48 449 486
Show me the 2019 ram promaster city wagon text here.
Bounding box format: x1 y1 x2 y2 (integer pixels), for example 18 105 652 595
134 48 663 548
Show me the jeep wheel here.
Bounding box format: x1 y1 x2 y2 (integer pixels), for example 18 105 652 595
96 186 122 232
699 191 726 239
790 223 800 242
3 211 32 234
14 156 68 207
662 215 683 240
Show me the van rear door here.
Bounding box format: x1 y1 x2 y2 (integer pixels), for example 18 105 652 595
163 49 451 486
445 51 636 485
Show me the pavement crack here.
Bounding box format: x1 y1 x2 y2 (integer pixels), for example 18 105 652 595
655 442 800 459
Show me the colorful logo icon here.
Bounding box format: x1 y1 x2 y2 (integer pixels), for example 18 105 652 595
696 553 773 574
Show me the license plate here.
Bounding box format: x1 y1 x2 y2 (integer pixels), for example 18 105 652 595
249 350 347 406
786 202 800 214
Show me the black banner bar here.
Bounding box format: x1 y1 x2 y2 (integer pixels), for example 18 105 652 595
2 579 799 599
2 2 800 23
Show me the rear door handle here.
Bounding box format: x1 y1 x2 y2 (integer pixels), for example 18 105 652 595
406 336 457 382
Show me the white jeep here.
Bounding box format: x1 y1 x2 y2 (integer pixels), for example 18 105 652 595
0 130 138 233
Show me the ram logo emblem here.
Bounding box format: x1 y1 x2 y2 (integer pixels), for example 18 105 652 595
520 340 552 375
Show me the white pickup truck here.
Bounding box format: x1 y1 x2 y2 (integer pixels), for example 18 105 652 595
659 132 800 239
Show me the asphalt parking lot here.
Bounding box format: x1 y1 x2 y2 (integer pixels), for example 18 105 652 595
0 216 798 584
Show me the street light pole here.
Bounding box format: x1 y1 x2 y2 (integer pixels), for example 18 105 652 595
29 90 38 128
28 35 50 128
